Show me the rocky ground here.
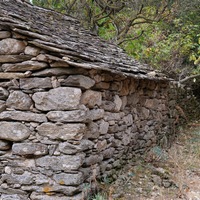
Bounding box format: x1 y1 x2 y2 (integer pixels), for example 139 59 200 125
95 123 200 200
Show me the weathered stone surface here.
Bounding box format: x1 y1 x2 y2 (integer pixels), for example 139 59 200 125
50 61 69 67
0 111 47 122
32 67 86 76
12 143 48 156
0 87 9 100
104 112 122 121
114 95 122 111
88 109 104 121
1 171 33 185
6 91 33 110
101 101 115 111
0 100 6 112
0 55 32 63
102 147 115 159
95 140 107 151
85 154 103 166
0 194 26 200
24 46 40 56
30 192 83 200
53 172 83 186
0 121 31 141
81 90 102 108
32 87 81 111
58 140 94 154
127 92 139 105
0 140 11 150
60 75 95 89
0 38 26 55
37 122 86 140
47 108 88 122
0 31 11 39
20 77 52 89
145 99 160 109
36 154 85 171
99 120 109 134
2 61 48 72
85 122 99 139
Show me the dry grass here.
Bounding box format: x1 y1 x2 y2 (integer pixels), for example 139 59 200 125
96 123 200 200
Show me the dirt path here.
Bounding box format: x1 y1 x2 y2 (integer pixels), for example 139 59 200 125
99 124 200 200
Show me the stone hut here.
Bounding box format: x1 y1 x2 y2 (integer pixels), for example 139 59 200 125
0 1 175 199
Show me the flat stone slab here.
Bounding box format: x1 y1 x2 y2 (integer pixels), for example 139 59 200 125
46 109 87 122
36 122 86 140
35 154 85 171
0 111 47 122
32 87 82 111
53 172 83 186
2 61 48 72
12 143 48 156
20 77 52 89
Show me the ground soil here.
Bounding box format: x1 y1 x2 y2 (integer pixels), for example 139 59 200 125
97 122 200 200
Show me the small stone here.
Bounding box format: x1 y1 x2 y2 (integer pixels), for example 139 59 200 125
0 100 6 112
151 175 162 186
81 90 102 108
37 122 85 140
0 140 11 150
53 172 83 186
0 31 11 39
0 38 26 55
24 46 40 56
6 91 33 110
5 166 12 174
0 87 9 100
0 121 31 142
20 77 52 89
99 120 109 134
12 143 48 156
114 95 122 111
60 75 95 89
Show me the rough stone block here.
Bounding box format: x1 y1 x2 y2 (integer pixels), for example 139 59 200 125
20 77 52 89
0 87 9 100
36 154 85 171
0 111 47 122
81 90 102 108
2 61 48 72
0 38 26 55
0 31 11 39
12 143 48 156
24 46 40 56
6 91 33 110
60 75 95 89
47 109 87 122
53 172 83 186
37 122 86 140
32 87 81 111
0 122 31 141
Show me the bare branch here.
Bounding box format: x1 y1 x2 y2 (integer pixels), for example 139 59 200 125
180 74 200 84
117 30 144 45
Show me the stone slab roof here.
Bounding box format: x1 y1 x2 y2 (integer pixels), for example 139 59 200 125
0 0 169 81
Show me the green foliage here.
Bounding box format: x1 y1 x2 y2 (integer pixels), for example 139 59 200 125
31 0 200 79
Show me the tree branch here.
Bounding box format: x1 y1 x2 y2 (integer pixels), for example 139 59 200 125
180 74 200 84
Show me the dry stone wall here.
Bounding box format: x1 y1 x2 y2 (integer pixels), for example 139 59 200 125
0 28 175 200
